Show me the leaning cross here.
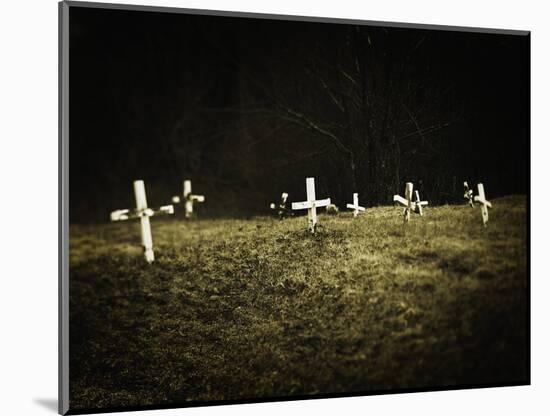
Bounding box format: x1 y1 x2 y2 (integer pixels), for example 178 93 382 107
473 183 492 226
172 179 205 218
393 182 428 222
291 177 331 233
463 181 474 208
346 193 365 217
412 190 428 216
110 180 174 263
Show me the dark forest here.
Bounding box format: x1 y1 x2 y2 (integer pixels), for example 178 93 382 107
69 7 529 222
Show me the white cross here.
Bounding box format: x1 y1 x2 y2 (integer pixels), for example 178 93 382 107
346 193 365 217
172 179 205 218
291 177 331 233
463 181 474 208
473 183 492 226
412 190 429 216
393 182 428 222
110 180 174 263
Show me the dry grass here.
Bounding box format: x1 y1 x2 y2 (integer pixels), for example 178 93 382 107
68 195 528 411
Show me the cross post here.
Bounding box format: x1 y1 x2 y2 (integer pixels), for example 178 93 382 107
291 177 331 233
346 193 365 217
473 183 492 226
134 180 155 263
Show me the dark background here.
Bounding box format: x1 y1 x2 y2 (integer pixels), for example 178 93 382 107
68 7 529 223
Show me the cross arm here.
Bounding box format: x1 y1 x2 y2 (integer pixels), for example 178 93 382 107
315 198 331 208
110 209 131 222
393 195 408 207
152 205 175 215
190 195 205 202
474 196 492 208
292 198 331 210
110 208 153 221
110 205 174 222
292 201 313 210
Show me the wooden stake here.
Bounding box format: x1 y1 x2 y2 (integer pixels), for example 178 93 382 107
404 182 413 222
134 180 154 263
306 177 317 230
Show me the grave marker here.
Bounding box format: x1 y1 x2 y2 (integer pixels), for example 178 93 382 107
412 190 428 216
463 181 474 208
172 179 205 218
346 193 365 217
393 182 414 222
270 192 290 219
393 182 428 222
110 180 174 263
473 183 492 226
291 177 331 233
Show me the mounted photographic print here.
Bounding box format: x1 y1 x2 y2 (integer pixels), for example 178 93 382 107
59 1 530 414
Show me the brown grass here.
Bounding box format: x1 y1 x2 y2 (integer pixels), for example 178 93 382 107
68 195 528 411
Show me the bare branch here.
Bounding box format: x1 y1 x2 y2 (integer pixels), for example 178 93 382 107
304 67 345 112
275 102 353 156
401 102 427 143
397 122 451 141
340 69 359 87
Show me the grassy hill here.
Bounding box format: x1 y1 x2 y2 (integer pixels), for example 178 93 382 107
68 195 528 411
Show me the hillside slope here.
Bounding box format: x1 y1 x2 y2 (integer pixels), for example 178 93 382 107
68 196 528 411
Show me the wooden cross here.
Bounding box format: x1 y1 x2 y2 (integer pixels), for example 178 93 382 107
412 190 428 216
463 181 474 208
394 182 414 222
393 182 428 222
110 180 174 263
346 193 365 217
473 183 492 226
291 177 331 233
172 179 205 218
270 192 290 219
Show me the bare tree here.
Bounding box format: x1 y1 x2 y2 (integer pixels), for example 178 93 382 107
238 26 458 204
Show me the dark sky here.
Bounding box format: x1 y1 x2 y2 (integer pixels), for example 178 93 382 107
68 6 529 222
